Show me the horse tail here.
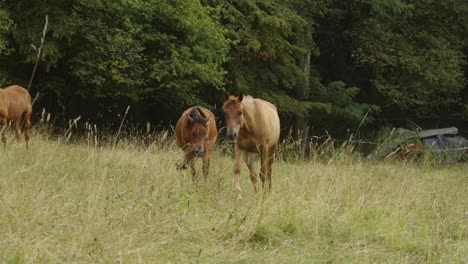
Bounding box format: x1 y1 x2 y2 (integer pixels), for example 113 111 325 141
189 106 207 126
20 89 33 130
196 106 207 119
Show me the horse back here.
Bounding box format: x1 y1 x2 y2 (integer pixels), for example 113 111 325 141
201 107 218 143
242 97 280 148
2 85 32 112
175 106 217 148
257 99 280 147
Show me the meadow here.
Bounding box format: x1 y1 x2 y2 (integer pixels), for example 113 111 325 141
0 130 466 263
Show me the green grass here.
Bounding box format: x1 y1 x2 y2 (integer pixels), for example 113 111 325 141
0 132 466 263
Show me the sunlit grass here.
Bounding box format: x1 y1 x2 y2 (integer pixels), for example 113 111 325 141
0 131 466 263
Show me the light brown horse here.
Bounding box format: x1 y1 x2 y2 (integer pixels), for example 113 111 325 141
175 106 217 180
0 85 32 148
223 91 280 192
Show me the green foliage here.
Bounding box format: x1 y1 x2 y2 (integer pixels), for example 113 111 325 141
371 0 414 17
208 0 345 125
66 0 229 111
260 90 331 117
0 0 11 84
321 0 467 117
212 0 307 94
66 0 146 100
1 0 229 118
353 2 465 114
0 0 466 134
0 1 10 54
310 67 379 133
5 0 75 69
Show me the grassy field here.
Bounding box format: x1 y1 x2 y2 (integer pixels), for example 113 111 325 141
0 132 466 263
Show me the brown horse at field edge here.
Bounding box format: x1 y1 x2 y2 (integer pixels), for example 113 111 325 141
0 85 32 148
175 106 217 180
223 91 280 192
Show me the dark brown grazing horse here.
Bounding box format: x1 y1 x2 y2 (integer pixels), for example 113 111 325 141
175 106 217 180
0 85 32 148
223 91 280 192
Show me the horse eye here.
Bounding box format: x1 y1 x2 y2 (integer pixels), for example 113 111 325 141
237 111 242 116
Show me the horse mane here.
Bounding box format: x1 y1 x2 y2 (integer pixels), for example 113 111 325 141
241 95 255 109
188 107 207 127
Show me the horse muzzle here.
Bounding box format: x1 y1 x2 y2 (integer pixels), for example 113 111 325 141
194 149 204 157
227 132 238 142
226 127 240 142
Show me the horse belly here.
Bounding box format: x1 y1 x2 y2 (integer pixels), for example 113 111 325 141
175 130 192 151
175 118 188 149
0 93 7 118
236 136 260 153
4 97 26 120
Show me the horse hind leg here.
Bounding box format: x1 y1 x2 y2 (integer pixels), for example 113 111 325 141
244 153 258 192
14 119 22 142
259 145 269 190
266 146 276 191
24 111 32 149
0 118 7 147
203 141 216 180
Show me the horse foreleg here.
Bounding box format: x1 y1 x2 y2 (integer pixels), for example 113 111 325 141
185 152 197 181
14 120 22 142
234 144 244 192
266 146 276 192
244 153 258 192
24 112 31 149
202 150 211 180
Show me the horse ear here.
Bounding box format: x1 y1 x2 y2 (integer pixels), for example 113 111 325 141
224 90 230 101
238 91 244 102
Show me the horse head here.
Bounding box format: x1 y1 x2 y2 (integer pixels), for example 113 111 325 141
223 91 244 142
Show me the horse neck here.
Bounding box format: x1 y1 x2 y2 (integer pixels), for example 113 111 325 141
240 101 256 133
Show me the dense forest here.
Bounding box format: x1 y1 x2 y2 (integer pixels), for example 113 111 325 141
0 0 466 137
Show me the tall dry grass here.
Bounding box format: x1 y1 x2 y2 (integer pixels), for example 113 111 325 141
0 130 466 263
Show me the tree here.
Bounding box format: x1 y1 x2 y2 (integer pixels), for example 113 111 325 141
0 1 12 85
66 0 230 120
0 2 10 53
0 0 465 135
207 0 318 113
1 0 230 123
316 0 467 120
287 0 329 149
309 67 378 134
207 0 377 139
